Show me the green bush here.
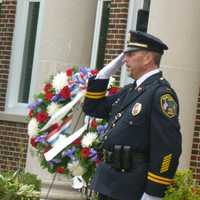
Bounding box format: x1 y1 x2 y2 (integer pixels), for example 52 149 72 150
0 170 41 200
164 169 200 200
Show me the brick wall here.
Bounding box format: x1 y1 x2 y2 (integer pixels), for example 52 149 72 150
0 0 28 171
104 0 129 63
0 0 16 111
190 89 200 184
0 121 28 170
104 0 129 82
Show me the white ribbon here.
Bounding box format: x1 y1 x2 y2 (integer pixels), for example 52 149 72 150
40 91 85 132
44 124 87 161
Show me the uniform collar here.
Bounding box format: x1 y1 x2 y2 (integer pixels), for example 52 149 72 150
136 68 160 87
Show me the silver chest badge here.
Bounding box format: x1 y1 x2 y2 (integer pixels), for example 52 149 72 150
132 103 142 116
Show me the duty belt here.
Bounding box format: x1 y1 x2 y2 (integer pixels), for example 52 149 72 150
103 145 148 172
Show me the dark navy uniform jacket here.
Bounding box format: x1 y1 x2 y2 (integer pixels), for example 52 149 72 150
83 72 182 200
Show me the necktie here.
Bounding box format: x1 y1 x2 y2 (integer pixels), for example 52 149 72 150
132 81 137 90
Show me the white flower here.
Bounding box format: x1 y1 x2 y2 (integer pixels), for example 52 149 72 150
108 76 116 88
81 132 97 147
28 118 39 137
47 102 60 116
52 72 68 92
67 160 84 176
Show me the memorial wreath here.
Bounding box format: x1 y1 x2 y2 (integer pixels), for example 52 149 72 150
27 66 119 189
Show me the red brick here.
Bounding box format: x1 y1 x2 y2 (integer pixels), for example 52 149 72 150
190 89 200 183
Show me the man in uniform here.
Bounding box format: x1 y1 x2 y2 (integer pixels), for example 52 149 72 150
83 31 182 200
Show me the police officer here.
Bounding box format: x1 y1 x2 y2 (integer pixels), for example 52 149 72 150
83 31 182 200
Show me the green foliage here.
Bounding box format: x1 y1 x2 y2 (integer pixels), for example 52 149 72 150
164 170 200 200
0 170 41 200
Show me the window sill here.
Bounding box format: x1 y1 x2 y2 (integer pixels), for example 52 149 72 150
0 111 27 123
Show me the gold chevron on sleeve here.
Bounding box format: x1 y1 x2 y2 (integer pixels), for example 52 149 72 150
85 91 106 99
148 172 174 185
160 154 172 173
86 91 107 95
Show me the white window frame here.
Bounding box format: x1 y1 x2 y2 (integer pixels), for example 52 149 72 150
90 0 111 69
120 0 145 87
5 0 45 115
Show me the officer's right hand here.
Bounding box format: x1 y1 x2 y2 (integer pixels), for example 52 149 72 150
96 53 124 79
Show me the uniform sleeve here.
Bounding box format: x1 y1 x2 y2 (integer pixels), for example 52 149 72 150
145 87 182 197
83 76 122 119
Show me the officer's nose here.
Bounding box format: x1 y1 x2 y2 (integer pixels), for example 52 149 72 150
123 54 127 63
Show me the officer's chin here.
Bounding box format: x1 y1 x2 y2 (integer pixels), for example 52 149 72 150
126 69 132 77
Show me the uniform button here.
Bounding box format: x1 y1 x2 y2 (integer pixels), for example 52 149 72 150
117 113 122 118
160 77 164 80
121 169 125 172
112 123 116 127
129 121 133 125
104 135 108 140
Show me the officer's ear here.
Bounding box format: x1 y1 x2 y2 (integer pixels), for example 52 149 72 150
143 51 153 66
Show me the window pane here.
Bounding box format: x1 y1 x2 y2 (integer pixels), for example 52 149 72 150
136 0 151 32
18 2 40 103
96 0 111 70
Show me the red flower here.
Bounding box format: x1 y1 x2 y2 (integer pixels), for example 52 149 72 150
81 147 91 158
44 147 51 153
36 112 48 123
109 86 120 96
30 137 38 148
91 119 97 129
56 167 65 174
44 92 54 101
29 110 34 118
73 138 81 146
91 69 98 76
60 86 71 99
95 158 102 166
66 67 73 77
44 83 53 93
50 123 59 131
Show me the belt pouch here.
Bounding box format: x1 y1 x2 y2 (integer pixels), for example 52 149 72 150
122 145 132 171
113 145 122 170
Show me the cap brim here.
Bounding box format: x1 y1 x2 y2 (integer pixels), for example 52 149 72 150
123 47 142 53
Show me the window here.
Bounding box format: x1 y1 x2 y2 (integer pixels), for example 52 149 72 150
90 0 111 70
6 0 43 114
18 2 40 103
136 0 151 32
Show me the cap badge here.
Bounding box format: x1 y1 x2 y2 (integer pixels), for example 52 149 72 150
132 103 142 116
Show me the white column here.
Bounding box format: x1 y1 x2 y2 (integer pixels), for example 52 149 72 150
148 0 200 168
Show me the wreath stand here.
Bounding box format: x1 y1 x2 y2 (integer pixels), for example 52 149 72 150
44 101 95 200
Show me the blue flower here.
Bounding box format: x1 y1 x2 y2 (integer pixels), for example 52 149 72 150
51 159 62 164
89 148 98 161
62 147 76 159
52 94 60 102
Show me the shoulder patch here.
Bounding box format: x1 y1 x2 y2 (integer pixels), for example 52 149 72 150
160 94 177 118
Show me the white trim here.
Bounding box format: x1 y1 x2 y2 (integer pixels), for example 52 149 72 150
120 0 145 87
5 0 44 115
90 0 111 69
